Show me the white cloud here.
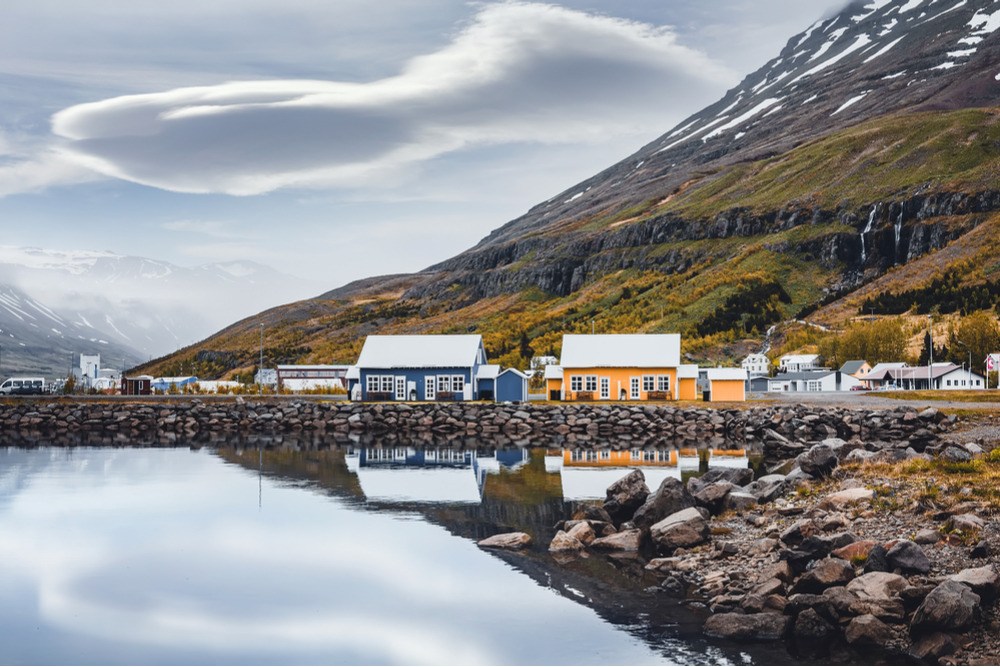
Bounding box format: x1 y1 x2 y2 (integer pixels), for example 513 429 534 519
49 1 735 196
0 131 103 197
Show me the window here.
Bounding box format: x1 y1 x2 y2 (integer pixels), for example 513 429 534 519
585 376 598 392
600 450 610 460
437 376 451 392
630 376 640 399
807 381 821 392
570 376 583 392
657 375 670 392
425 376 436 400
380 376 394 393
642 375 655 392
452 375 464 393
600 377 610 400
366 376 380 393
977 380 982 386
947 380 952 386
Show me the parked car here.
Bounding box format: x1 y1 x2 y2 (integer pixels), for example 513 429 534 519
0 378 46 395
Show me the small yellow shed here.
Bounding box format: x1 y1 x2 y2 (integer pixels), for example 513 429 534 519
706 368 747 402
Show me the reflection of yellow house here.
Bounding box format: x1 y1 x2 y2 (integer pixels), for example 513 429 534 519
706 368 748 402
558 449 679 467
550 334 700 402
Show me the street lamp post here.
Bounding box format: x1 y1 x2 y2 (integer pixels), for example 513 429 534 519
958 341 972 390
927 315 933 390
259 324 264 396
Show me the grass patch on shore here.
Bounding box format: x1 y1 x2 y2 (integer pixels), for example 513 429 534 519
879 390 1000 403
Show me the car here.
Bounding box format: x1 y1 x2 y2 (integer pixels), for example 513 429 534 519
0 377 46 395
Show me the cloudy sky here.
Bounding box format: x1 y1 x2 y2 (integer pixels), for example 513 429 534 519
0 0 845 292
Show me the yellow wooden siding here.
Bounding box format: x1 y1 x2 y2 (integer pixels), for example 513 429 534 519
709 379 745 402
561 367 678 401
678 378 697 401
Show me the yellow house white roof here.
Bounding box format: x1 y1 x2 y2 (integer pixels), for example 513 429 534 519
560 334 681 368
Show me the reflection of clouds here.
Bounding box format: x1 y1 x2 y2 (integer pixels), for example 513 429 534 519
51 2 733 195
0 448 662 664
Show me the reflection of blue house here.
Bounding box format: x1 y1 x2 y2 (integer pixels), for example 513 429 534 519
349 335 488 402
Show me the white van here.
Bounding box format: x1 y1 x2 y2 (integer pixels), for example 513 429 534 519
0 378 46 395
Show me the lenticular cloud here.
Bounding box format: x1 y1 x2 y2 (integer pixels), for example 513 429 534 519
51 2 734 195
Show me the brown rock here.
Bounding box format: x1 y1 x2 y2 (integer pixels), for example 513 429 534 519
591 529 644 552
790 558 855 594
847 571 910 601
549 530 585 552
831 540 876 560
760 561 795 584
909 632 958 661
845 614 892 645
750 578 786 598
780 518 817 546
479 532 532 549
949 564 1000 600
567 521 596 545
703 613 791 640
819 487 873 511
650 507 709 552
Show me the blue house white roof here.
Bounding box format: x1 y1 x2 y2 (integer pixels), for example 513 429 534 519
355 335 484 368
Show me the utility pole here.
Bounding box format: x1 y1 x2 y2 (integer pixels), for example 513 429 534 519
259 323 264 396
928 315 933 391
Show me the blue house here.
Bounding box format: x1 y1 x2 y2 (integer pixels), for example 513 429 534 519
495 368 529 402
349 334 488 401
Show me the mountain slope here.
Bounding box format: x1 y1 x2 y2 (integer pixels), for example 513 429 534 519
136 0 1000 379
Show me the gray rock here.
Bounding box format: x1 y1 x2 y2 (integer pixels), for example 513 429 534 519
847 571 910 600
950 513 985 533
650 507 709 552
780 519 817 546
703 613 791 640
911 580 981 634
745 474 787 503
822 586 858 617
794 608 835 638
688 467 754 493
863 544 890 574
591 529 644 552
940 446 973 463
693 481 733 516
826 531 859 550
632 477 696 531
844 448 877 463
845 614 892 646
914 528 940 545
796 444 839 478
723 491 759 513
603 469 650 524
909 632 958 661
479 532 532 549
790 558 855 595
818 487 872 510
886 540 930 574
949 565 1000 600
749 538 778 555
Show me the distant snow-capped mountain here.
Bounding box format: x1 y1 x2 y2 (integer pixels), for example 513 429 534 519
0 246 324 367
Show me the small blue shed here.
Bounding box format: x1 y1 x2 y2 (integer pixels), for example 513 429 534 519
495 368 529 403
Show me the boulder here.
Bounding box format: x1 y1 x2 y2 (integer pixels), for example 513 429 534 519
693 481 733 516
632 477 696 531
950 513 986 533
790 558 855 595
822 586 859 617
760 560 794 584
886 540 930 574
723 491 759 513
745 474 787 504
566 521 596 545
862 545 890 574
479 532 532 549
795 444 839 478
749 538 778 555
750 578 786 598
602 470 650 524
911 580 981 634
949 565 1000 600
940 446 972 463
549 530 585 552
914 528 940 545
571 503 614 525
780 519 817 546
848 597 906 623
780 535 834 573
591 529 644 552
831 539 875 561
818 487 873 511
909 633 958 661
689 467 754 493
794 608 836 638
703 613 791 640
650 507 709 552
847 571 910 600
845 614 892 646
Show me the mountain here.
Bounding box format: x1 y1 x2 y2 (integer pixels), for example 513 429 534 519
0 246 324 364
136 0 1000 379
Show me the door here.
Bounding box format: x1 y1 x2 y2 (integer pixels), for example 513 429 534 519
599 377 610 400
395 376 406 401
425 376 435 401
630 376 640 400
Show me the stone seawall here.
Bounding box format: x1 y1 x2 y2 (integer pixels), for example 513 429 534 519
0 399 956 456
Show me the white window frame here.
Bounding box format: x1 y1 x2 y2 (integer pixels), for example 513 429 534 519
585 376 598 392
642 375 655 392
366 375 380 394
657 375 670 392
451 375 465 393
437 375 451 393
395 376 406 401
570 376 583 392
630 376 640 400
380 376 394 393
599 377 610 400
425 376 436 400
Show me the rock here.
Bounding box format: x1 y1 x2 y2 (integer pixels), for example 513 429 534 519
796 444 839 478
794 608 836 638
826 531 859 551
781 535 834 573
591 529 644 552
645 557 682 571
632 477 696 531
571 503 614 525
886 540 931 574
790 558 855 595
971 540 991 558
689 467 754 493
785 594 838 623
693 481 733 516
950 513 986 533
909 632 958 661
723 491 759 513
914 528 940 545
818 487 873 511
911 580 981 634
847 571 910 600
650 507 709 552
745 474 787 504
750 578 786 598
780 519 817 546
832 539 874 561
549 530 585 552
844 449 877 463
703 613 791 640
566 521 596 545
949 565 1000 600
940 446 973 463
822 586 858 617
749 538 778 555
845 614 892 646
848 597 906 622
760 561 795 584
918 407 942 422
863 544 890 574
899 585 935 610
479 532 532 549
603 470 650 524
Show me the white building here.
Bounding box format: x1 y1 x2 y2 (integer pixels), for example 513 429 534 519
778 354 821 373
768 370 864 393
255 368 277 387
741 353 770 378
276 364 350 392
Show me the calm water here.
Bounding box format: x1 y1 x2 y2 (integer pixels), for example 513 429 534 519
0 443 783 665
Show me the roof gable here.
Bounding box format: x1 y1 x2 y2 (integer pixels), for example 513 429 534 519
356 335 484 369
560 334 680 368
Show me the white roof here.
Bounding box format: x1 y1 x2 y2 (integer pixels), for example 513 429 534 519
559 334 680 368
707 368 747 381
544 365 564 380
477 364 500 380
499 368 529 379
355 335 483 369
677 364 699 379
277 364 350 370
780 354 819 363
743 353 769 361
864 362 908 377
346 365 360 380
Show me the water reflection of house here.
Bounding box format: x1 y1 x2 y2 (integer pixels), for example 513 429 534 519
345 447 482 504
548 448 748 500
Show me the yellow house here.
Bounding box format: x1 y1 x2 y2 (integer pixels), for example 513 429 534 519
554 333 698 402
706 368 748 402
677 364 698 401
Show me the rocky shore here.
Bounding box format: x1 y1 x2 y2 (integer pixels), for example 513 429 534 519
481 436 1000 664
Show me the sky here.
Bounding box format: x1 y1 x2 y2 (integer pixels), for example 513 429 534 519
0 0 847 293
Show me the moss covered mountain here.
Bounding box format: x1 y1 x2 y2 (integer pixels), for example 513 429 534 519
136 0 1000 380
